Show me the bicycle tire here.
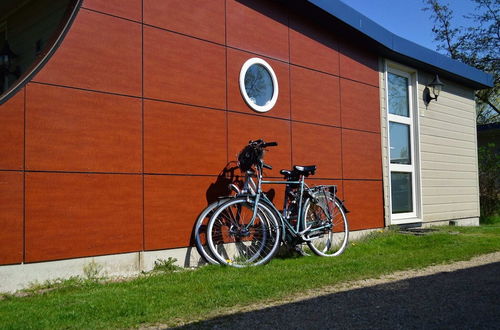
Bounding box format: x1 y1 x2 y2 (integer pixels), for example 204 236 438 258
194 198 231 264
302 193 349 257
207 197 281 267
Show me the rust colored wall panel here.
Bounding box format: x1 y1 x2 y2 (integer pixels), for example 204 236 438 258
0 89 24 170
144 26 226 109
83 0 142 21
228 113 291 175
26 84 142 173
0 0 392 264
33 9 142 97
289 15 339 75
144 0 225 44
144 175 217 250
226 0 289 61
343 180 384 230
227 48 290 119
25 172 142 262
0 172 23 265
342 129 382 180
261 180 285 207
292 122 342 179
291 66 340 126
339 42 379 86
144 100 227 175
341 79 380 132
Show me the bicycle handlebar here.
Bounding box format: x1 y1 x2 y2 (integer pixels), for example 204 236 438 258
262 163 272 170
248 139 278 148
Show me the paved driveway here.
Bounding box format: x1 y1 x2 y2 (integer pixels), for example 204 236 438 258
175 261 500 329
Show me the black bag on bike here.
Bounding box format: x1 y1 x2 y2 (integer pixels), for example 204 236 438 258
238 144 263 171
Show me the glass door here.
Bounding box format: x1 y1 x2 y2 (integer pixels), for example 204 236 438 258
387 68 418 221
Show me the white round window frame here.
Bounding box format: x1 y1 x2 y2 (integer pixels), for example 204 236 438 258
239 57 279 113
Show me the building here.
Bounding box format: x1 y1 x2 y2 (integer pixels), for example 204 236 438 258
0 0 493 291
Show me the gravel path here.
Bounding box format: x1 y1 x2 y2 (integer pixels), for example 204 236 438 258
166 252 500 329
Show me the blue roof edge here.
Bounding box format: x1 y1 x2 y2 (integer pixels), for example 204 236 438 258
306 0 494 89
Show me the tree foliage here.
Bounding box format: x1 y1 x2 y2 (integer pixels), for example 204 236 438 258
478 143 500 217
424 0 499 123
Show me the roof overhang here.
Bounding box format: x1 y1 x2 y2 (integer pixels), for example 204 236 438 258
300 0 494 89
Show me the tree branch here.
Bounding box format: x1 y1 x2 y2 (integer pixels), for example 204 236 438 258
476 92 500 115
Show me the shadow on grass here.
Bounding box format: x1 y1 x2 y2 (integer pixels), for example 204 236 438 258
175 262 500 329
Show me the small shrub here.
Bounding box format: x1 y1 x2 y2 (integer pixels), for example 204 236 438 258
83 261 104 282
152 257 182 273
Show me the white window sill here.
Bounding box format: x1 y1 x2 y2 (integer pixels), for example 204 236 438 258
391 217 422 225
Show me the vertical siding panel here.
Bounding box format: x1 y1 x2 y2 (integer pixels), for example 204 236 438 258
419 73 479 222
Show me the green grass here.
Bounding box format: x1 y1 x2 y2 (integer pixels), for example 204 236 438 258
1 225 499 329
480 214 500 225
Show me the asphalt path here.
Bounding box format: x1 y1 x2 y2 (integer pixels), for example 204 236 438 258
175 261 500 329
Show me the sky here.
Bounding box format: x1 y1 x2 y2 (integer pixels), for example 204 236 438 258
339 0 478 52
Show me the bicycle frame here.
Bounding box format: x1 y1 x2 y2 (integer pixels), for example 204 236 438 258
244 161 333 242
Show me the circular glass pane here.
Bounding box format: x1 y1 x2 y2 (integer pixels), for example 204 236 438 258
239 58 279 113
0 0 80 104
244 64 274 107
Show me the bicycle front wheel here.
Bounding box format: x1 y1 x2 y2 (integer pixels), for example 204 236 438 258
303 193 349 257
194 198 231 265
207 197 281 267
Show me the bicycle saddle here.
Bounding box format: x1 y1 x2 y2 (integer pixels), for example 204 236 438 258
280 165 317 179
293 165 316 176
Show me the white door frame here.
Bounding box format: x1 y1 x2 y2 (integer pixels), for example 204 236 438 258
385 64 422 224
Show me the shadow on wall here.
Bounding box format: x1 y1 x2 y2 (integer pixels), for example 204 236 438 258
205 160 277 204
234 0 380 68
183 160 277 267
205 161 241 205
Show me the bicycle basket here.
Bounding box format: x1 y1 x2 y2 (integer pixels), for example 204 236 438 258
238 144 263 171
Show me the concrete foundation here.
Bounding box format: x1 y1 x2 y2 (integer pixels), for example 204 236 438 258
0 247 208 293
0 228 381 293
421 217 480 228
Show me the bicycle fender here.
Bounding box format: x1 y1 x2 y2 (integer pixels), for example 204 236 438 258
335 197 350 214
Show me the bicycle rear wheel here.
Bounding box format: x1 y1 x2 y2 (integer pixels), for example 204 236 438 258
303 192 349 257
207 197 281 267
194 198 230 264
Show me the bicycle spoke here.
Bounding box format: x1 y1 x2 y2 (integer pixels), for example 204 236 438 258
206 198 280 267
304 192 349 257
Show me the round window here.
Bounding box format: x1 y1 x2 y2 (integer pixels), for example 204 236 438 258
239 58 279 113
0 0 81 104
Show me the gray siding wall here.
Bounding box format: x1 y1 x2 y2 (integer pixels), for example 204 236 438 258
418 72 480 222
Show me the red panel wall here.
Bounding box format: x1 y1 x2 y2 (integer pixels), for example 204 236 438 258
26 84 142 173
143 0 225 44
25 173 142 262
143 26 226 108
33 9 142 97
0 89 24 265
0 0 384 264
0 172 23 265
144 100 227 175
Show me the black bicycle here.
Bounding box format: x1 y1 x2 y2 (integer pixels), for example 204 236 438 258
200 139 349 267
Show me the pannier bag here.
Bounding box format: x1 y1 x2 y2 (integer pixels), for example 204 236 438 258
237 143 263 171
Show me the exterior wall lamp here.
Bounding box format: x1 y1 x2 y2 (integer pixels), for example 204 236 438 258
423 74 444 107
